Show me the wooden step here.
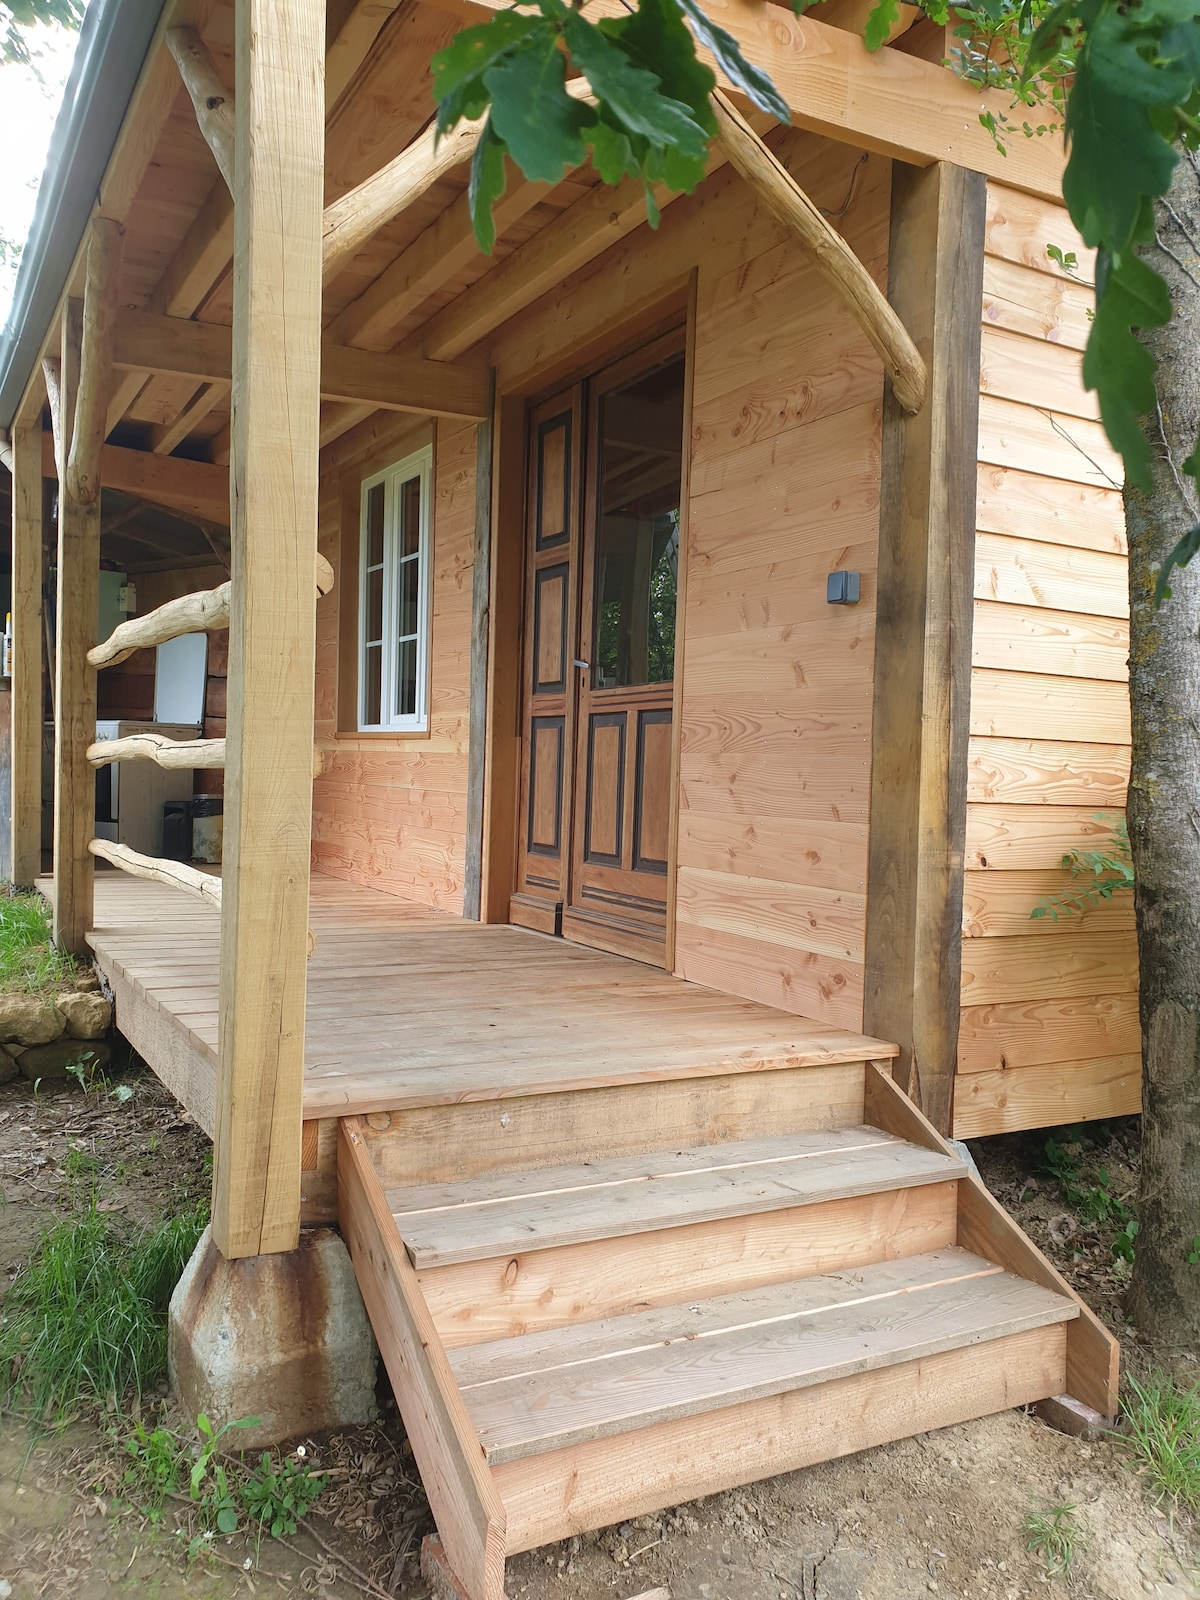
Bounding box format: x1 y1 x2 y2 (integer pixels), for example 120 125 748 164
388 1127 966 1268
446 1247 1078 1464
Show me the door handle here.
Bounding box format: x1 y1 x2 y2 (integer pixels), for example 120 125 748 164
573 659 589 670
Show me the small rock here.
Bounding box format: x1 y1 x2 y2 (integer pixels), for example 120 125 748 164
74 969 102 992
18 1038 111 1084
55 991 112 1040
0 993 64 1046
0 1049 17 1086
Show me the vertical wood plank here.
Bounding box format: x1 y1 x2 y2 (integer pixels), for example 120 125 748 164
52 295 91 952
665 271 698 976
480 393 526 922
463 373 496 920
214 0 325 1259
10 414 44 888
863 162 986 1132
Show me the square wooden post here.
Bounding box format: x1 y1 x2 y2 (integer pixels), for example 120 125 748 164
212 0 325 1258
863 162 986 1134
10 410 44 889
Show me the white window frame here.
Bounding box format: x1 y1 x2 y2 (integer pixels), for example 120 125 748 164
357 444 433 733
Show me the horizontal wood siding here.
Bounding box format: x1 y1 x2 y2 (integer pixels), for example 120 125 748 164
311 413 475 909
955 183 1140 1138
670 136 888 1032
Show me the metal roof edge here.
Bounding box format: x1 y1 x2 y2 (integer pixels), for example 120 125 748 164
0 0 168 434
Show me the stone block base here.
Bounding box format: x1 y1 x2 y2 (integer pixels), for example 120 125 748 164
169 1225 376 1448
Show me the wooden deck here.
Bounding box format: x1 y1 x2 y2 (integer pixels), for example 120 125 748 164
64 871 898 1135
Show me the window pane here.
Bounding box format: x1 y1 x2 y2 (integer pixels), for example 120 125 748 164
366 482 385 567
592 355 685 689
367 566 384 641
400 557 419 637
364 642 382 725
400 475 422 558
397 637 417 718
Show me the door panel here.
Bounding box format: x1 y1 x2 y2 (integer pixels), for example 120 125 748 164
564 339 686 964
511 391 582 935
512 337 686 964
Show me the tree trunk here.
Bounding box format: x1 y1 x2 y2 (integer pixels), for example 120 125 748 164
1127 149 1200 1344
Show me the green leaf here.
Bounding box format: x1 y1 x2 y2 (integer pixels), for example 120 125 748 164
1155 525 1200 604
468 118 507 254
431 13 542 110
562 11 711 160
1063 53 1179 248
863 0 902 51
599 0 717 135
484 36 592 183
675 0 792 123
216 1506 239 1534
588 116 639 185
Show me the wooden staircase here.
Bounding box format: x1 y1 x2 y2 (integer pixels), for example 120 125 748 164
337 1058 1118 1600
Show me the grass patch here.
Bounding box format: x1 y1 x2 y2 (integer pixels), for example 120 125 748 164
1123 1372 1200 1510
0 887 75 992
0 1198 207 1421
1025 1501 1084 1576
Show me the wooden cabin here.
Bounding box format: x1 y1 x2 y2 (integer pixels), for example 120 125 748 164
0 0 1131 1592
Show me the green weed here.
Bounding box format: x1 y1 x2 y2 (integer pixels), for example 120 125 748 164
1041 1133 1138 1259
1031 813 1134 923
0 1198 208 1420
1122 1373 1200 1510
242 1445 327 1537
1025 1502 1084 1575
0 888 75 992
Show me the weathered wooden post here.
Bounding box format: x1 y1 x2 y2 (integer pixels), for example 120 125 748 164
50 216 122 953
9 404 44 889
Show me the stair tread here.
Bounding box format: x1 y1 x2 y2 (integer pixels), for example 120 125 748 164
448 1248 1078 1464
389 1127 966 1268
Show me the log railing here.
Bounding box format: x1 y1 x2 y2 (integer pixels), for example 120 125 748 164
86 553 332 924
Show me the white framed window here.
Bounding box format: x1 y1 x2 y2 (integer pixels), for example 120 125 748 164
358 445 433 732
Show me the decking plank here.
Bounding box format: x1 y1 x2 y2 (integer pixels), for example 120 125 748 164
393 1136 966 1267
457 1255 1076 1463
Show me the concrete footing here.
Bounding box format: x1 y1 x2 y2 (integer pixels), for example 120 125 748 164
168 1225 377 1448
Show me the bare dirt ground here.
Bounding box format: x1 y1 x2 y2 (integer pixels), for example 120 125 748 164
0 1064 1196 1600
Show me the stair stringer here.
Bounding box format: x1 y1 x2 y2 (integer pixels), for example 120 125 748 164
338 1120 509 1600
863 1060 1120 1418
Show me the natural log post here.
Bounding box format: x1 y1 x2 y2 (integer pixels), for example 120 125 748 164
67 218 124 505
712 91 927 415
213 0 325 1259
9 415 44 888
166 26 236 193
55 216 122 950
51 276 88 951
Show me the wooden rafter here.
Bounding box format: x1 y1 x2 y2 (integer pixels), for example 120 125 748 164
166 26 235 192
108 309 490 418
42 432 229 522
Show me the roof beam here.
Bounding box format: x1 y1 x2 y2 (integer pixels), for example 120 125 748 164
41 431 230 523
420 0 1064 199
110 310 491 418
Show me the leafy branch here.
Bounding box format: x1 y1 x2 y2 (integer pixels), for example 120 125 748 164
1030 812 1135 922
864 0 1200 603
1 0 81 68
431 0 794 252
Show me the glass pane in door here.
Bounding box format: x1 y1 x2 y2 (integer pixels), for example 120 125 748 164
592 354 685 690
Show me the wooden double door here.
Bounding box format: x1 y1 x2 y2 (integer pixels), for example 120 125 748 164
511 335 686 965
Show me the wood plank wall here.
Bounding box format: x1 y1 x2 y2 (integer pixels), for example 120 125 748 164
953 182 1140 1140
670 139 889 1034
310 412 476 909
